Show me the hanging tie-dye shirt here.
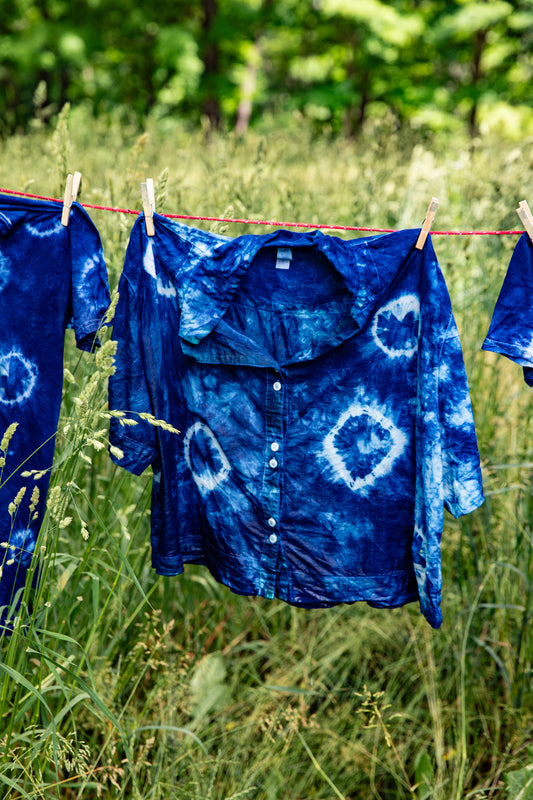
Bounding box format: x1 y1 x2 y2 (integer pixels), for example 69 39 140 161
109 216 484 628
482 232 533 386
0 193 110 621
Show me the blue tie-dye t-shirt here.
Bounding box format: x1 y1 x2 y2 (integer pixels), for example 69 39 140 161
483 233 533 386
109 214 484 628
0 193 110 620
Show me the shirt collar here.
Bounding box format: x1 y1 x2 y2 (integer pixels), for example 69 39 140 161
151 216 420 345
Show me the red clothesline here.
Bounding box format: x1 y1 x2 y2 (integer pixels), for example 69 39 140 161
0 186 525 236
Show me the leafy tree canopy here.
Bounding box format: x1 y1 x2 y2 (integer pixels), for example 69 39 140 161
1 0 532 137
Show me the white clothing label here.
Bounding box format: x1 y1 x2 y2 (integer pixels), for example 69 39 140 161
276 247 292 270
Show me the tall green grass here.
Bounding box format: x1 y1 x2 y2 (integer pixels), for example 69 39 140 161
0 107 533 799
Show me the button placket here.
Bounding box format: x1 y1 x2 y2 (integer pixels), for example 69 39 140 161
258 370 285 597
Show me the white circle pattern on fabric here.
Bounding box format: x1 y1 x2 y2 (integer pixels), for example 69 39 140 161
24 220 64 238
182 421 231 495
0 351 38 406
371 294 420 358
321 400 408 492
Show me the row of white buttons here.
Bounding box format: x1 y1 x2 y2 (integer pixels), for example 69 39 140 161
269 381 281 543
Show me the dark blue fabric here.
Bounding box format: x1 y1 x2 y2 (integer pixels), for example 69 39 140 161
109 214 484 628
0 193 110 624
483 233 533 386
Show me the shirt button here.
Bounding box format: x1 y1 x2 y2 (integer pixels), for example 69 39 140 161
269 533 278 544
271 442 279 452
273 381 282 391
267 517 276 527
269 458 278 469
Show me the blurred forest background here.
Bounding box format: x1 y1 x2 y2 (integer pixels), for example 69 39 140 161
2 0 533 140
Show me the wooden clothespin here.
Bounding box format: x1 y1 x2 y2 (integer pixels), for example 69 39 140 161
516 200 533 243
140 178 155 236
61 171 82 226
415 197 439 250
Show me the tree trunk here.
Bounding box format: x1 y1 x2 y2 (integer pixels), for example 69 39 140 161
234 0 273 136
469 28 486 137
235 49 259 136
343 70 369 136
201 0 222 129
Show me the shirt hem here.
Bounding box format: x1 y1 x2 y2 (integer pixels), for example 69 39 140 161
446 490 485 519
152 557 422 610
482 337 533 368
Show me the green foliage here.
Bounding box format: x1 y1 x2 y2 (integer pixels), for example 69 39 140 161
505 759 533 800
2 0 533 137
414 752 435 800
1 112 533 797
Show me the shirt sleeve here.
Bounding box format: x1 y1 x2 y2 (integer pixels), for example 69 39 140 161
108 220 158 475
412 242 484 628
482 233 533 385
68 203 111 351
439 314 484 518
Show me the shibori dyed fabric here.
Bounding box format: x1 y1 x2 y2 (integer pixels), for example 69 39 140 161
482 232 533 386
0 193 110 624
109 215 484 628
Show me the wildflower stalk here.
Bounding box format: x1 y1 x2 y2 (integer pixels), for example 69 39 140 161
0 423 19 487
454 565 495 800
356 685 417 798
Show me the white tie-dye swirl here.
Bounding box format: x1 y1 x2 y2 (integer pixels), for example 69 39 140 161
371 294 420 358
24 219 64 238
321 401 407 492
183 421 231 495
0 351 38 405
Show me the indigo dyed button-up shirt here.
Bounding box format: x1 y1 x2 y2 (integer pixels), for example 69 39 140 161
483 233 533 386
109 215 484 628
0 194 110 619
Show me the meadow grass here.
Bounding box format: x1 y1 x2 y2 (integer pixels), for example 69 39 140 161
0 107 533 798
